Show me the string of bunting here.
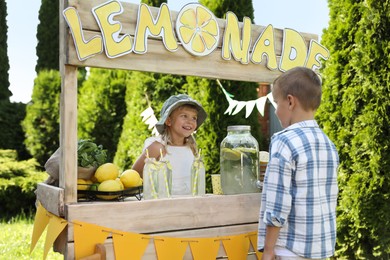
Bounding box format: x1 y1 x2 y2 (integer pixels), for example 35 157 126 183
216 79 276 118
31 203 262 259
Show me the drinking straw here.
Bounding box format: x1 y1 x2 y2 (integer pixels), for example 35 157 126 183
192 149 201 196
149 169 158 199
162 166 171 197
160 149 171 197
240 152 244 185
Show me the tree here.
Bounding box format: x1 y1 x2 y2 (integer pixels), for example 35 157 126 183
0 101 29 160
78 69 128 162
35 0 59 72
0 0 11 101
22 70 61 165
317 0 390 258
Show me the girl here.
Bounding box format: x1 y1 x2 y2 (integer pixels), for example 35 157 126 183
132 94 207 195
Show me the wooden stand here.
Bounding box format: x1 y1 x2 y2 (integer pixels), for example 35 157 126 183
52 1 319 258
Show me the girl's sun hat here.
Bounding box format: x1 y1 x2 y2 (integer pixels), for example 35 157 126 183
155 94 207 134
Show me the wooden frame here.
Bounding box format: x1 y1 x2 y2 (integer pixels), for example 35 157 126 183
34 0 320 259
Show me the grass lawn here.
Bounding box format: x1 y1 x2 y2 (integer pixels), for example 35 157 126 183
0 217 63 259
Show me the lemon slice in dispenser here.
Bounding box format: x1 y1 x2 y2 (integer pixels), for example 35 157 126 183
221 148 242 161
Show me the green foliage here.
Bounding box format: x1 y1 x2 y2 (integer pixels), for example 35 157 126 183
201 0 254 21
0 100 30 159
77 139 107 168
141 0 166 7
22 70 61 166
35 0 59 72
317 0 390 258
78 69 128 162
0 150 48 220
114 71 185 170
0 0 10 101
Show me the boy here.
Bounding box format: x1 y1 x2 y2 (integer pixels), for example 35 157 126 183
258 67 339 259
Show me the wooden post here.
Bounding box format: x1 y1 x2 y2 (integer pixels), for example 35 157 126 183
59 0 77 203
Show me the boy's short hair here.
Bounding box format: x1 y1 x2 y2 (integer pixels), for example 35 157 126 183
273 67 322 111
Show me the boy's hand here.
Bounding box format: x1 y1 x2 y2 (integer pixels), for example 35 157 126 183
261 249 275 260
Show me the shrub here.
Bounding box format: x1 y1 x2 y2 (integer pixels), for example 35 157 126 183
0 149 47 220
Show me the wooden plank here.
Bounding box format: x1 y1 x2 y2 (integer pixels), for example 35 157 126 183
65 223 260 260
35 183 65 216
59 65 78 204
66 193 261 241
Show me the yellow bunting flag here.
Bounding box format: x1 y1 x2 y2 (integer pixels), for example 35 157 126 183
43 215 67 260
73 220 110 259
247 231 262 260
221 233 250 260
30 202 50 254
112 230 150 260
154 236 188 260
189 237 220 260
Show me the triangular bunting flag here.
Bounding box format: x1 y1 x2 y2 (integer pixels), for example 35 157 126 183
224 99 239 115
154 236 188 260
43 215 67 260
73 220 110 259
222 233 250 260
247 231 262 260
232 101 246 115
189 237 220 260
112 230 150 260
245 100 257 118
30 202 50 254
267 92 277 109
256 96 267 117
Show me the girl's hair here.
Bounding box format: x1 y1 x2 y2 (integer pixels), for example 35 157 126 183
160 133 198 156
160 104 199 156
273 67 322 111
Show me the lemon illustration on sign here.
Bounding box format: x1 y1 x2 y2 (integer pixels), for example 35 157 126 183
176 3 219 56
221 147 241 160
97 179 123 200
94 163 120 182
120 169 141 188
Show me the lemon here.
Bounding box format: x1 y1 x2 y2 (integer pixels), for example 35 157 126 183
97 179 122 200
94 163 120 183
120 169 141 188
115 178 125 190
176 3 219 56
77 179 90 190
221 147 242 161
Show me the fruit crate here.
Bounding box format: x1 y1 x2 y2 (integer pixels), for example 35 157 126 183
77 185 143 201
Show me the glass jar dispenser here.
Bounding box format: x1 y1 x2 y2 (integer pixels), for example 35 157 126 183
220 125 260 194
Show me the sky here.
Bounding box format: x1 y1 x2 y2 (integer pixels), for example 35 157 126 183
6 0 329 103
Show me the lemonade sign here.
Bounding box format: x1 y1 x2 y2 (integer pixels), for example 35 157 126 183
62 0 329 72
